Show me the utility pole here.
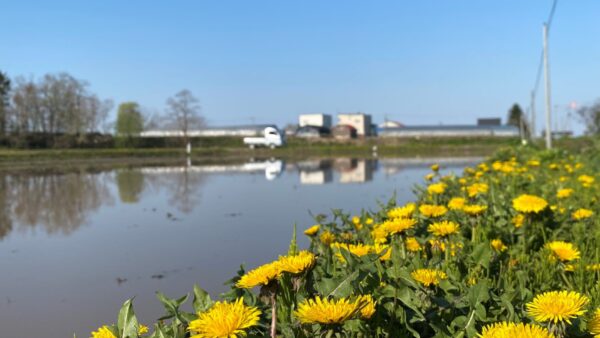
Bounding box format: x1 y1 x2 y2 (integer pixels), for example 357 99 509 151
543 23 552 149
530 90 536 139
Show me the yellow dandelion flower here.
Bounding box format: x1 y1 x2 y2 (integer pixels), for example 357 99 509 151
556 188 574 199
138 325 149 335
431 164 440 172
526 290 589 324
320 231 335 245
579 175 595 187
91 326 116 338
277 251 316 274
546 241 580 262
513 214 525 228
427 182 447 194
340 232 353 241
382 218 417 235
387 203 416 219
527 160 541 167
357 295 376 319
294 296 363 324
459 178 468 185
331 242 373 260
304 224 320 236
448 197 466 210
491 239 507 252
467 183 489 197
366 217 374 225
188 298 260 338
419 204 448 218
512 194 548 214
427 220 460 237
588 308 600 337
479 322 554 338
429 239 446 252
425 173 435 181
236 261 281 289
463 204 487 216
352 216 360 224
371 225 389 243
586 264 600 271
405 237 422 252
572 208 593 220
374 243 391 261
411 268 447 287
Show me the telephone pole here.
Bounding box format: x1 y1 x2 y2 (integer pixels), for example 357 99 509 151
543 23 552 149
530 90 536 139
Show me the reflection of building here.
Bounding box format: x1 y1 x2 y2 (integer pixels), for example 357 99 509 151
299 114 332 129
337 113 372 136
335 159 374 183
300 169 333 185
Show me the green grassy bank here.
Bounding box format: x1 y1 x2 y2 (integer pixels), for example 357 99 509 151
0 136 594 165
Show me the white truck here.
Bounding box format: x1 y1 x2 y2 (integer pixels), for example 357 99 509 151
243 126 286 149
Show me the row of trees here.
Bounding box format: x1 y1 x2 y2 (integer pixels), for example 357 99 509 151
0 70 205 144
0 71 113 134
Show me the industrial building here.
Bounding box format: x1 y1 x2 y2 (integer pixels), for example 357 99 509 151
298 114 332 129
378 124 519 138
140 124 279 137
337 113 373 136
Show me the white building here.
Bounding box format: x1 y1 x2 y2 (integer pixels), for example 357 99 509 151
298 114 332 128
379 120 404 128
337 113 372 136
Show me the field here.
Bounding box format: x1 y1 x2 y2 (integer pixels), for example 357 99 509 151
1 136 595 165
90 144 600 338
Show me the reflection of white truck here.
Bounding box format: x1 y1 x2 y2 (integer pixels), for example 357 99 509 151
243 127 286 149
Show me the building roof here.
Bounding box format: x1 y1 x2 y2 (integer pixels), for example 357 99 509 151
379 125 518 131
146 124 278 132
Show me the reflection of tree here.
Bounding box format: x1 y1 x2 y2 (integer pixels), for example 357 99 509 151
1 171 113 238
144 168 206 214
116 169 145 203
0 176 13 239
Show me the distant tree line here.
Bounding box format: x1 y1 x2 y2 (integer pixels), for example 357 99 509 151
0 71 113 135
0 69 205 148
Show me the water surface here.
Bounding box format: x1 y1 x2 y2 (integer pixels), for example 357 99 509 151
0 156 478 338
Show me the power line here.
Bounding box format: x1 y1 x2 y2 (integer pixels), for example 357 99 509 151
529 0 558 140
531 0 558 95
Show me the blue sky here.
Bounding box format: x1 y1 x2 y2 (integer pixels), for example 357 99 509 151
2 1 598 134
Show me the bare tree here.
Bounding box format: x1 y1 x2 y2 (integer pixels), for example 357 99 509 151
0 71 10 135
9 72 112 135
578 100 600 135
165 89 205 146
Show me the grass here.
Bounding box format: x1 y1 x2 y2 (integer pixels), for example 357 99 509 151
0 136 594 165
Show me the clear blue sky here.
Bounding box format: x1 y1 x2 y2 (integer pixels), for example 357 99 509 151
2 1 598 133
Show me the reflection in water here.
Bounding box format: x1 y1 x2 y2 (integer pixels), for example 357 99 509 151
116 170 144 203
143 168 207 214
0 172 114 238
0 157 479 240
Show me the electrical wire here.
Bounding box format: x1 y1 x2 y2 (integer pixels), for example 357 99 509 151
531 0 558 95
